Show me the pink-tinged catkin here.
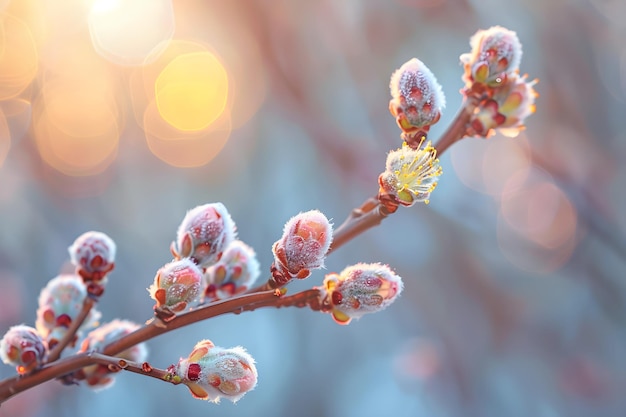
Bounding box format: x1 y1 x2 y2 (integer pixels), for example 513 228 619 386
203 240 260 301
469 73 538 138
271 210 333 286
0 325 48 374
460 26 523 91
78 319 147 390
35 274 101 349
173 339 257 403
389 58 445 143
148 258 203 313
171 203 236 268
378 141 442 207
68 231 116 292
321 263 404 325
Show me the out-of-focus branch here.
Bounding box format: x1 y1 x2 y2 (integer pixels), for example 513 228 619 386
46 298 95 363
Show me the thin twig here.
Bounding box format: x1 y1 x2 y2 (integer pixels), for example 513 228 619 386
433 96 478 155
328 200 392 254
89 353 179 386
46 297 95 363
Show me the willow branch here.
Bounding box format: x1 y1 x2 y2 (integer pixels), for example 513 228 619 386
0 352 93 403
103 290 281 356
0 289 280 403
0 91 480 405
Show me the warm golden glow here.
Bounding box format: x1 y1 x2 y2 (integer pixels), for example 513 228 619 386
0 109 9 167
88 0 174 66
497 171 579 273
501 180 577 250
0 99 31 142
450 134 531 196
177 9 267 129
143 98 231 168
155 52 229 132
131 40 208 125
481 134 531 196
33 80 121 176
0 13 38 100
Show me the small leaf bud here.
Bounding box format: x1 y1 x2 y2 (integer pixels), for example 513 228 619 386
0 325 48 374
378 141 442 207
469 74 538 137
321 263 404 325
460 26 523 90
78 320 147 390
174 339 257 403
204 240 260 301
68 231 116 290
389 58 445 140
271 210 333 286
171 203 236 268
148 258 203 313
35 274 102 349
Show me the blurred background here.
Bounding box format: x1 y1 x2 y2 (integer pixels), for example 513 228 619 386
0 0 625 416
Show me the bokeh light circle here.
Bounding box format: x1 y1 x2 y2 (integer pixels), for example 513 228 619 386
155 51 228 131
143 97 232 168
0 12 38 100
0 98 31 144
451 134 532 197
497 169 579 273
88 0 174 66
32 80 121 176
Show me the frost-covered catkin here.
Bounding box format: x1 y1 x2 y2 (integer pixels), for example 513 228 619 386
321 263 404 325
149 258 203 312
68 231 116 296
271 210 333 286
0 325 48 374
389 58 445 140
204 240 260 301
78 320 148 390
460 25 523 89
171 203 236 268
35 274 101 348
458 26 537 137
469 74 537 137
174 340 257 403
